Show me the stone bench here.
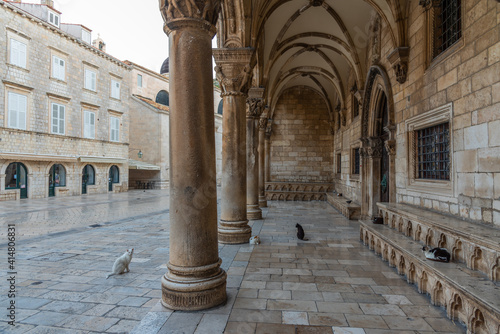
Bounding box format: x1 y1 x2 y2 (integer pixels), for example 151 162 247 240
360 220 500 333
326 193 360 220
265 182 333 201
377 203 500 282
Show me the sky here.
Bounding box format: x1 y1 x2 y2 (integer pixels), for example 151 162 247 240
52 0 169 73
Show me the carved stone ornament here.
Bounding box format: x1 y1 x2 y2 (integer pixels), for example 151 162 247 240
370 13 381 65
159 0 221 26
362 137 384 158
419 0 440 9
213 49 253 96
387 47 410 84
258 117 268 130
384 139 396 156
247 98 264 118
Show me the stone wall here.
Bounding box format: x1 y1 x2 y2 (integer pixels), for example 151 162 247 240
395 0 500 225
270 86 333 183
330 0 500 225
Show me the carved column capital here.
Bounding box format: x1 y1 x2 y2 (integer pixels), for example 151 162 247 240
362 136 384 158
387 47 410 84
419 0 440 10
213 48 254 96
160 0 220 26
246 87 265 119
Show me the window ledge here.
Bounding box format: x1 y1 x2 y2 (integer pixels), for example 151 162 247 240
50 77 66 84
427 38 464 71
7 63 29 72
83 88 97 94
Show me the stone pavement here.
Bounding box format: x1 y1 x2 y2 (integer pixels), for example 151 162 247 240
0 191 465 333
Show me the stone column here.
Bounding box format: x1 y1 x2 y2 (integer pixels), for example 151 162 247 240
385 139 396 203
258 116 268 207
213 48 253 244
159 1 226 311
360 137 383 219
265 128 271 182
246 88 264 220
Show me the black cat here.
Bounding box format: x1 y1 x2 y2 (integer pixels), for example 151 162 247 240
422 246 451 262
296 223 308 241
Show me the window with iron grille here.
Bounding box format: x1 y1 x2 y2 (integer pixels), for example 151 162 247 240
352 148 360 175
434 0 461 58
416 122 450 180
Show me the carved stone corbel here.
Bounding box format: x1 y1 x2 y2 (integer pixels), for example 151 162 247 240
247 87 265 119
384 140 396 156
387 47 410 84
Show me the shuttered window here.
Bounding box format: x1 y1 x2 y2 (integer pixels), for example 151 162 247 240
10 39 27 68
8 92 27 130
83 110 95 139
111 80 120 99
52 55 65 81
110 116 120 142
85 69 97 91
51 103 65 135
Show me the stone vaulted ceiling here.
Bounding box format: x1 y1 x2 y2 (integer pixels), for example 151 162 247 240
218 0 408 122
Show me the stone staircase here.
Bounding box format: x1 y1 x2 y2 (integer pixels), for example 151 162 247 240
265 182 333 201
359 202 500 333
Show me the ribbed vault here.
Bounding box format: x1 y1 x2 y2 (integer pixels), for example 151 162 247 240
218 0 408 130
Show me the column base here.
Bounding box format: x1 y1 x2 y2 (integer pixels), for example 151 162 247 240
247 204 262 220
259 195 267 208
161 261 227 311
218 220 251 244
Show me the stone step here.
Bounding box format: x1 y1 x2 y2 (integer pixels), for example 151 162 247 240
360 220 500 334
377 202 500 281
326 193 360 220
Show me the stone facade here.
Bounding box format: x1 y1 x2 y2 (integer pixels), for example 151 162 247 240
126 61 223 188
0 0 130 200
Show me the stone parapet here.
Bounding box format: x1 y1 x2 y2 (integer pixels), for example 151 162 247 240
377 202 500 281
360 220 500 334
326 193 361 220
265 182 333 201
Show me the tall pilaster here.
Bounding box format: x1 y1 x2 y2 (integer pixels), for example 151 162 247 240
159 0 226 311
258 116 268 207
213 48 253 244
246 88 264 220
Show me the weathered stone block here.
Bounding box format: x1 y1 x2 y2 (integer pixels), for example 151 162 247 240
455 150 478 173
478 147 500 172
475 172 494 198
464 123 489 149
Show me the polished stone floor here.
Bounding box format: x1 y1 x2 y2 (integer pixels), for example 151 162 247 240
0 191 465 333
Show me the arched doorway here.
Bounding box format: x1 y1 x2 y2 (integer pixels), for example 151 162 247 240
361 66 396 218
49 164 66 197
5 162 28 199
82 164 95 194
108 165 119 191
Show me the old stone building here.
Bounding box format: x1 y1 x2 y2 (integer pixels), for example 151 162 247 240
0 0 131 200
158 0 500 332
125 60 224 189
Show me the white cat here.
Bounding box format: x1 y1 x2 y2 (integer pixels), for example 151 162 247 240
106 248 134 279
249 236 261 245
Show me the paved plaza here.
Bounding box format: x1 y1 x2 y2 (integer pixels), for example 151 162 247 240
1 191 465 333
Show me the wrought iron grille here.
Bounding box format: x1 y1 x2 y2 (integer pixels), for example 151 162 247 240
416 122 450 180
434 0 461 57
353 148 360 175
